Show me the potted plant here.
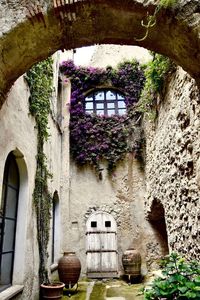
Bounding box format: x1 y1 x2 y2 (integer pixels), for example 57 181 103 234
40 282 65 299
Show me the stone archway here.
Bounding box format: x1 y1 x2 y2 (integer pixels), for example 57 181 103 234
0 0 200 107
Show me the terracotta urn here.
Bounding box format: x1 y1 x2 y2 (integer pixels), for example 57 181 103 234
58 252 81 288
122 248 141 278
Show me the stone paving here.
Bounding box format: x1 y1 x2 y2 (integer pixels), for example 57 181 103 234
61 279 144 300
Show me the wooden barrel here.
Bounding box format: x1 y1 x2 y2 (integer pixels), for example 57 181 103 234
122 248 141 278
58 252 81 288
40 282 65 299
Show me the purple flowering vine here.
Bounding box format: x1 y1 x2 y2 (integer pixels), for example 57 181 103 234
60 59 145 179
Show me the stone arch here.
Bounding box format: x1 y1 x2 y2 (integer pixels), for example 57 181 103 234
0 0 200 107
147 198 169 256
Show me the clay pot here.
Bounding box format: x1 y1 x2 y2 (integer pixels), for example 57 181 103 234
122 248 141 278
40 282 65 299
58 252 81 288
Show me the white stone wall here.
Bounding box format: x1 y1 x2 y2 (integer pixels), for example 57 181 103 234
145 67 200 261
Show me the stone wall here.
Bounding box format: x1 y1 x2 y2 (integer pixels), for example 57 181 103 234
145 67 200 261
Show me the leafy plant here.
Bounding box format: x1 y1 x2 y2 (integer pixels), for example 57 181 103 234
26 58 53 284
138 53 174 119
159 0 177 8
60 60 145 178
144 252 200 300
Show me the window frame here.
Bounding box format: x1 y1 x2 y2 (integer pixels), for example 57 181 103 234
0 153 19 292
84 88 126 116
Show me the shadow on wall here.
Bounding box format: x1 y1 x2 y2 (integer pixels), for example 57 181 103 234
147 198 169 257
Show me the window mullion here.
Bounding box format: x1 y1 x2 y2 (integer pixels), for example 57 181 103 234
104 90 107 115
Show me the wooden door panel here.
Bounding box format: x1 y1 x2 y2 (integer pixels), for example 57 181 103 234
101 252 118 271
87 252 101 272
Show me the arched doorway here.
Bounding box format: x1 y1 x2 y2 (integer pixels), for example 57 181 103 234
147 198 169 256
0 153 19 291
86 211 118 278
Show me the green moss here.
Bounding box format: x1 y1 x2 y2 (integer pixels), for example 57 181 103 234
60 280 145 300
62 283 87 300
89 282 106 300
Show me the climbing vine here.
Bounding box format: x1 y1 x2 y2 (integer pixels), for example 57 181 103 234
60 60 145 178
135 0 178 42
26 58 53 284
138 53 175 119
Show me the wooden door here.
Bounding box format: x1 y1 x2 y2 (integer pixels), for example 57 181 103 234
86 212 118 278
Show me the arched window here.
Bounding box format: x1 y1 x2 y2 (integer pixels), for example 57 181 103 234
0 153 19 291
84 89 126 116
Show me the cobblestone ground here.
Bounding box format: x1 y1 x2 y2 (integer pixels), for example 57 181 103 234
61 279 144 300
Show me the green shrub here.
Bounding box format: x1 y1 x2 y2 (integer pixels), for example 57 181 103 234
144 252 200 300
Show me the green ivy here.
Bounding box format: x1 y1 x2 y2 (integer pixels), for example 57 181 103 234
26 57 53 284
138 53 175 119
143 252 200 300
159 0 177 8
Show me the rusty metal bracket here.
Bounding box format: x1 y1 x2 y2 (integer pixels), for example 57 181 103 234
86 231 117 235
53 0 80 23
26 4 46 27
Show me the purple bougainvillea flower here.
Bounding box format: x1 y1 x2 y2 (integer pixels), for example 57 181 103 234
60 59 145 177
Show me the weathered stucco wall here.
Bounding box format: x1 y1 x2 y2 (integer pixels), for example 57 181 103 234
64 45 167 276
145 67 200 261
90 45 152 67
0 56 70 299
67 153 169 275
68 157 147 275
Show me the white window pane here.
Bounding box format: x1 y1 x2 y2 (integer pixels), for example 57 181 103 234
86 102 93 110
96 103 104 109
95 91 104 100
96 110 104 115
118 109 126 115
118 101 126 108
85 95 93 101
106 90 116 100
107 103 115 109
118 94 125 100
107 110 115 116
